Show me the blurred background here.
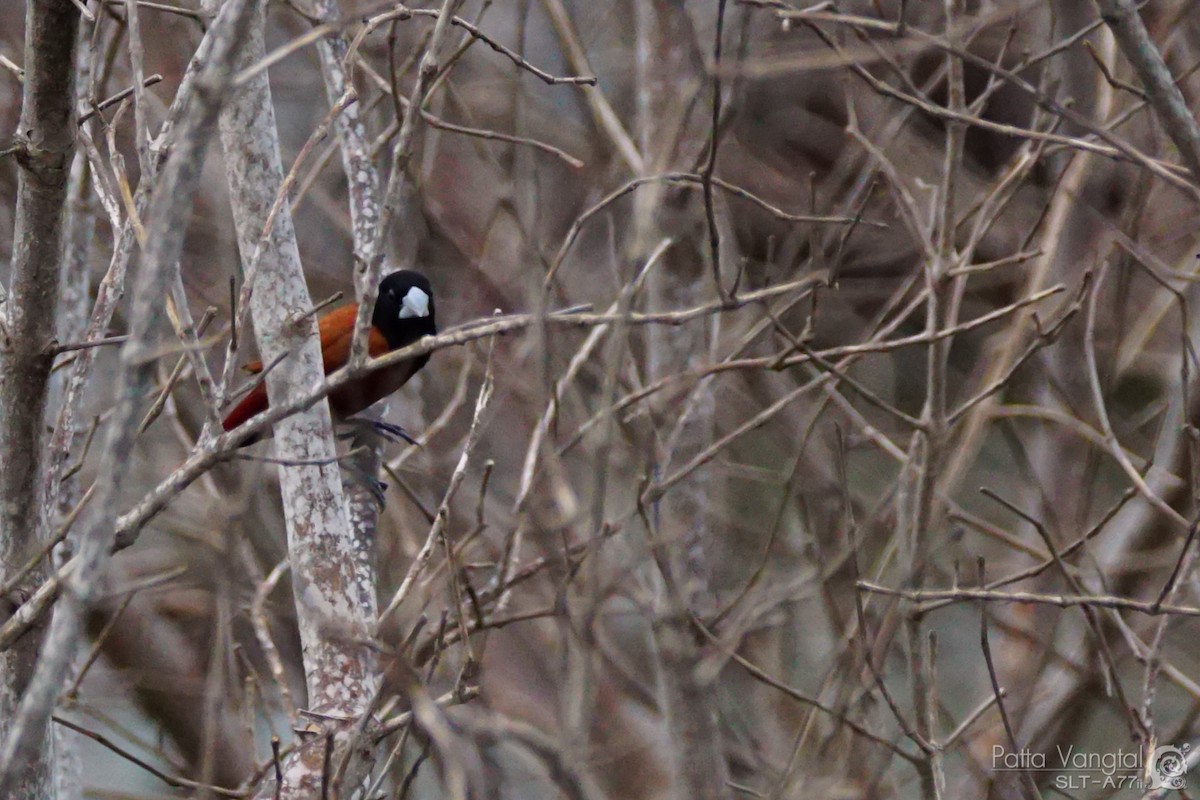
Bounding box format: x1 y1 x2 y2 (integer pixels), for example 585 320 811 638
5 0 1200 797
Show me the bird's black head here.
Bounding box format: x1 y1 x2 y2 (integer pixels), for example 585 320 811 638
373 270 437 349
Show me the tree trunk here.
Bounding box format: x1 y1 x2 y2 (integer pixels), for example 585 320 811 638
0 0 80 795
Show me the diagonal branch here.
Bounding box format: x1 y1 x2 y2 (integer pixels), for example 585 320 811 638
1094 0 1200 185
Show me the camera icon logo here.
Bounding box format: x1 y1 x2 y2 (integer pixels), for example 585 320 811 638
1150 744 1190 790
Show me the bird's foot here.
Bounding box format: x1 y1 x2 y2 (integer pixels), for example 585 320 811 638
343 463 389 507
339 417 420 446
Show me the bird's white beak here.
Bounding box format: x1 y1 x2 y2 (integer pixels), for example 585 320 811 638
399 286 430 319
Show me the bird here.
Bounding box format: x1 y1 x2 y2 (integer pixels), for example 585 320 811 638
222 269 436 441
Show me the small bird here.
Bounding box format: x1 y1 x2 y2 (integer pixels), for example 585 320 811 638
222 270 436 440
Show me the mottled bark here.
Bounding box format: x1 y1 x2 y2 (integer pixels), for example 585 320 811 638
208 1 379 795
312 0 391 615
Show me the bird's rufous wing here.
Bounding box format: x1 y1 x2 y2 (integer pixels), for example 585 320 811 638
241 303 389 374
314 304 391 373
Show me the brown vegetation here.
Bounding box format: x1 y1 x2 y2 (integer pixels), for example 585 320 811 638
3 0 1200 797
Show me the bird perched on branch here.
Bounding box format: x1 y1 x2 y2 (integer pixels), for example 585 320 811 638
222 270 436 441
